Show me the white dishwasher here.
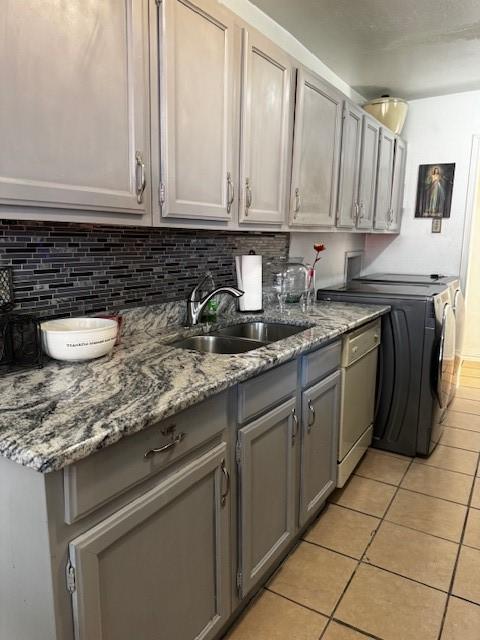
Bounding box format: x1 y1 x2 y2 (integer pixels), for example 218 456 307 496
337 318 381 487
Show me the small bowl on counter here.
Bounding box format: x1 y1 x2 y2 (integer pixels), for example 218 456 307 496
40 317 118 362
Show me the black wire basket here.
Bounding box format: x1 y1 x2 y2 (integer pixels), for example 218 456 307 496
0 267 14 312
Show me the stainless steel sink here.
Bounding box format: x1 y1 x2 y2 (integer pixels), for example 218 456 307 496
216 322 306 343
172 335 265 354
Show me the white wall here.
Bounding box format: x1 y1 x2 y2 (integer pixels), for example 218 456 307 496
289 232 365 288
363 90 480 277
220 0 364 103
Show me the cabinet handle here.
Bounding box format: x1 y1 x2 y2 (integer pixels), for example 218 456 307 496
374 333 380 342
291 408 299 446
358 201 365 220
353 201 359 223
307 400 316 431
135 151 146 204
294 188 301 217
245 178 252 216
144 429 185 458
220 459 230 506
226 172 235 213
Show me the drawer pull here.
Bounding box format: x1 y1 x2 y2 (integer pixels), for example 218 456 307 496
291 408 299 446
220 459 230 506
374 334 380 342
307 400 316 430
144 431 185 458
352 346 359 354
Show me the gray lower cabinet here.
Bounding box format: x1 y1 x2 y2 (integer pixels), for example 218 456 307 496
68 443 231 640
237 398 297 597
299 370 341 526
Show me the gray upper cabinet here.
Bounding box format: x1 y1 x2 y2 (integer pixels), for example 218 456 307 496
238 29 293 225
374 128 396 230
299 370 341 526
0 0 150 220
237 398 297 597
357 116 380 230
289 69 343 227
68 444 231 640
389 136 407 232
159 0 238 221
336 101 364 229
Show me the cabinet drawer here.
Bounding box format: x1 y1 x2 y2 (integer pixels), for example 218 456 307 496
238 360 297 424
64 391 229 524
342 319 381 366
301 340 341 388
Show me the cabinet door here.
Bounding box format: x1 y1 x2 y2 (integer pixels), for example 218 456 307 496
159 0 238 221
389 137 407 232
289 69 342 227
374 128 396 230
357 117 380 230
239 30 293 224
68 444 230 640
299 370 341 527
0 1 150 216
237 398 297 597
336 101 363 228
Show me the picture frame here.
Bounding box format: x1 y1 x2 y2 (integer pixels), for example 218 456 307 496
415 163 455 218
431 218 442 233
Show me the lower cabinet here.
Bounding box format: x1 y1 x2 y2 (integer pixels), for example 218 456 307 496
299 370 341 526
68 443 231 640
236 398 297 597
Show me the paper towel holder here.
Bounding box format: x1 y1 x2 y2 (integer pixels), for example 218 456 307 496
235 251 264 314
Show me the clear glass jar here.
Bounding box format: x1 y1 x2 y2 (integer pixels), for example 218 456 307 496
284 261 308 303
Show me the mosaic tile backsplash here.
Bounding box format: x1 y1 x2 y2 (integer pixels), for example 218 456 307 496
0 220 289 319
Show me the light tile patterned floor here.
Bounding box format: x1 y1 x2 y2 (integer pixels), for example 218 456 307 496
224 362 480 640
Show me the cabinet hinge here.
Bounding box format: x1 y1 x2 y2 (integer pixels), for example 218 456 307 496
235 440 241 465
236 570 243 595
66 560 76 594
159 183 166 206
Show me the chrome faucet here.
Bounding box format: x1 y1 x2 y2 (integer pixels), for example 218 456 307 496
187 273 243 326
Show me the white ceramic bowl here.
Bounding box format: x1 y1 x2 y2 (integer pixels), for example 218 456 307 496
41 317 118 362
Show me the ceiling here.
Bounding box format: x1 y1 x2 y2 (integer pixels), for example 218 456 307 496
250 0 480 100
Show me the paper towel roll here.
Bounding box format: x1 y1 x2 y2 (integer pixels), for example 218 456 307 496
235 254 262 312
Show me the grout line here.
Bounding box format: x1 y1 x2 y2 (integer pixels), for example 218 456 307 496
436 450 480 640
412 459 478 478
328 619 381 639
354 471 403 487
317 456 416 639
302 538 363 562
263 586 329 618
328 497 466 545
360 559 451 595
393 484 473 508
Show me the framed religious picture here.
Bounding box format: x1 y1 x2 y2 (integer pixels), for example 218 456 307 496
415 163 455 218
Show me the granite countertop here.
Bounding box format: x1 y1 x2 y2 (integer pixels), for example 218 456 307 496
0 301 389 473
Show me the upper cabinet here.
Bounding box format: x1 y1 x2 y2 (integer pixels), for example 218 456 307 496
158 0 238 221
336 101 364 229
373 128 396 230
1 0 406 234
389 137 407 232
289 69 343 227
356 116 380 230
238 30 293 225
0 0 151 222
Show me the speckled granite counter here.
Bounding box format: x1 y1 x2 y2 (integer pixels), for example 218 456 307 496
0 301 389 472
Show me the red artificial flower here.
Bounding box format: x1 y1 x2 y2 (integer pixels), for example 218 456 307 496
313 243 326 253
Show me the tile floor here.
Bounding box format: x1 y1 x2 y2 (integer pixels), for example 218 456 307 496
224 362 480 640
